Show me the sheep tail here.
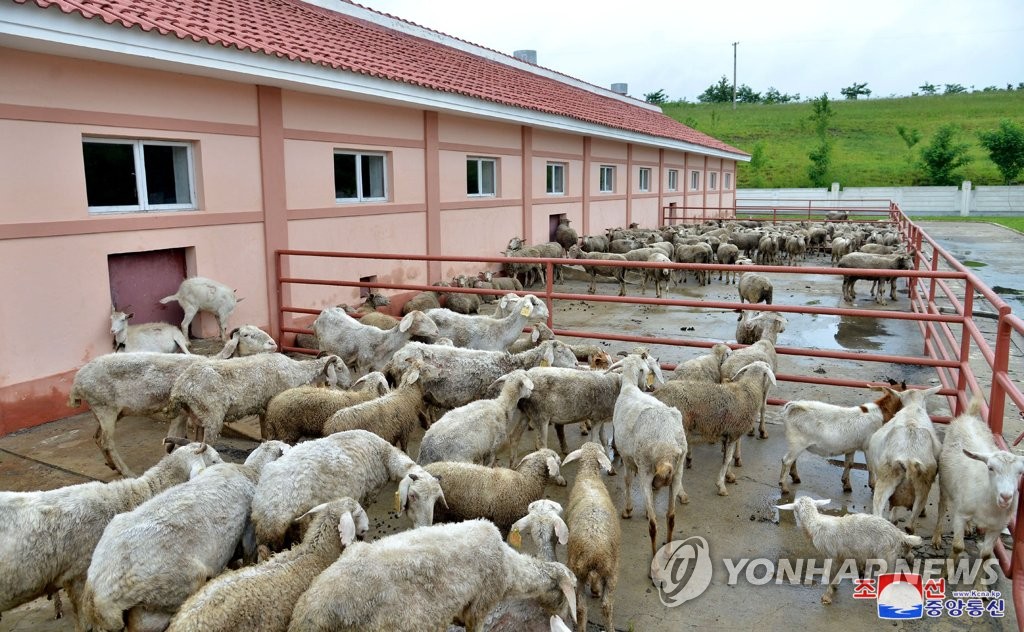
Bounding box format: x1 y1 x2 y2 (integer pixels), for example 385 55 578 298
652 461 674 490
68 386 82 408
159 293 179 305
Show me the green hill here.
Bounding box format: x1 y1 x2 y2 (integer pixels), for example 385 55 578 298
662 91 1023 188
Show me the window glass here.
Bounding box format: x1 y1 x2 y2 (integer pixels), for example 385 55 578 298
668 169 678 191
83 141 136 207
599 165 615 192
83 139 195 212
546 163 565 194
335 151 387 201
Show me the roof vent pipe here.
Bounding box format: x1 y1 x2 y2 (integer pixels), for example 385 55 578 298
513 50 537 64
610 83 628 95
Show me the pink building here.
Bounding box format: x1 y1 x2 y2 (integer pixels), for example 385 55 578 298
0 0 748 433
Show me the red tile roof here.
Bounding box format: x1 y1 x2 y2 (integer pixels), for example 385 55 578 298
15 0 747 156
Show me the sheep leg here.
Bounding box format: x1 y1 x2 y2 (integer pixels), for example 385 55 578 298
871 477 899 518
554 425 570 454
641 474 659 556
975 531 1000 590
92 408 136 477
779 449 802 494
47 589 62 620
841 452 855 493
617 275 626 297
717 440 738 496
621 462 635 519
757 399 768 439
179 304 199 339
588 274 597 294
601 582 615 632
676 448 689 505
732 438 742 468
821 557 837 604
576 587 588 632
950 513 967 567
931 492 948 550
906 480 931 534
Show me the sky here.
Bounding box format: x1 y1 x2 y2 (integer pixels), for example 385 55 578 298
359 0 1024 102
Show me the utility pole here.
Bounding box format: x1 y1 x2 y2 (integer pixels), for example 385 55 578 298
732 41 739 110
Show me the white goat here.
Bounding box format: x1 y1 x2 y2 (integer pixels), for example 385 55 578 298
313 307 439 376
425 294 549 351
160 276 241 341
110 308 190 354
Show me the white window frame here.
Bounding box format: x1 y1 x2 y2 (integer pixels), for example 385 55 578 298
546 162 566 195
725 172 732 190
667 169 679 192
709 172 718 190
599 165 615 193
690 170 701 191
467 156 498 197
334 150 388 203
638 167 651 192
84 138 196 214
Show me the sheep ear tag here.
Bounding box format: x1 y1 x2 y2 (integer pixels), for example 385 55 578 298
646 373 655 388
393 490 401 513
540 359 551 368
509 528 523 549
520 303 533 317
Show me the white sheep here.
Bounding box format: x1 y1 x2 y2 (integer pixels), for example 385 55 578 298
867 386 942 533
110 307 190 354
251 429 444 553
607 353 688 557
508 499 569 563
735 310 787 345
169 353 346 447
287 519 577 632
737 271 773 305
932 396 1024 579
263 372 390 443
81 441 288 632
779 385 907 494
638 252 672 298
166 497 368 632
425 294 549 351
215 325 279 358
0 442 221 628
417 369 535 466
160 276 242 341
313 306 439 376
777 497 922 604
667 343 731 382
721 337 780 442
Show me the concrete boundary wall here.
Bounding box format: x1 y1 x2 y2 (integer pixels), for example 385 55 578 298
739 183 1023 216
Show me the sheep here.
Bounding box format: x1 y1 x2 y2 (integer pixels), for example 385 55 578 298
784 234 807 265
251 429 444 553
566 244 627 296
110 308 190 354
423 448 564 531
717 243 741 283
425 294 549 351
159 276 241 341
263 372 391 443
314 306 439 376
755 234 777 266
776 497 921 604
607 353 688 556
354 310 400 329
721 329 781 441
215 325 278 358
807 226 828 257
667 344 731 382
81 441 289 632
287 519 577 632
0 441 221 629
480 270 524 292
561 442 620 632
866 386 942 533
417 369 535 466
169 353 346 447
401 282 450 316
507 322 556 354
388 340 578 411
653 362 776 496
508 499 568 563
738 271 773 305
579 234 609 253
932 396 1024 578
323 362 432 452
165 497 368 632
639 252 672 298
504 238 547 288
778 385 907 494
837 252 913 305
735 310 788 345
446 275 483 314
830 236 852 265
532 241 566 284
554 217 578 250
672 242 712 286
824 210 849 221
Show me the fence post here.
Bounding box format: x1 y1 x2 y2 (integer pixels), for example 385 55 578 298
989 309 1013 436
545 261 555 328
960 180 972 217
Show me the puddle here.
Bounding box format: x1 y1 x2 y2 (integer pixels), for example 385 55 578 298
962 260 988 268
835 316 889 351
787 314 890 352
993 286 1024 296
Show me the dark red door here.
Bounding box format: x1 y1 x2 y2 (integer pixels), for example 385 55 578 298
108 248 187 325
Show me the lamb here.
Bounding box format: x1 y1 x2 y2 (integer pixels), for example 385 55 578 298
388 340 578 411
639 252 673 298
110 308 190 354
866 386 942 533
251 429 444 552
554 217 578 250
508 499 569 563
159 276 241 341
653 362 776 496
314 306 439 376
566 244 627 296
81 441 289 632
607 353 687 556
169 353 346 447
931 396 1024 577
735 310 788 345
323 362 432 452
667 344 731 382
165 497 368 632
561 442 620 632
837 252 913 305
424 448 564 531
738 271 773 305
0 441 221 629
425 294 549 351
507 322 556 354
263 372 391 443
776 497 921 604
287 519 576 632
778 385 907 494
716 243 741 283
417 369 535 466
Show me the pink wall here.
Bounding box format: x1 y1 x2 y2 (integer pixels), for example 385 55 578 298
438 150 522 203
437 114 521 148
282 91 423 140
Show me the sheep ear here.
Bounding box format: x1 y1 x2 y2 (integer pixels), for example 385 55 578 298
217 337 240 359
554 515 569 545
126 312 134 320
398 313 415 333
396 476 412 515
775 502 797 511
813 498 831 507
561 449 583 466
499 295 511 310
963 449 992 464
597 451 614 473
531 327 541 343
338 511 357 546
604 358 625 373
922 385 942 398
296 502 331 522
546 456 560 477
559 574 577 624
188 460 207 480
539 345 554 368
404 367 421 385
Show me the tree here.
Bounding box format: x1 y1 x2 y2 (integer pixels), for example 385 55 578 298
698 76 733 103
644 89 668 105
979 119 1024 184
919 123 972 185
807 93 834 186
896 125 921 150
736 85 761 104
763 87 800 104
809 93 834 136
840 82 871 99
746 141 768 187
943 83 967 95
919 82 937 95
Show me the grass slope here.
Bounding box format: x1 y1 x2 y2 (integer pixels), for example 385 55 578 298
663 92 1024 188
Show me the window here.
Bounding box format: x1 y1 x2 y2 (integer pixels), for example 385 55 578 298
667 169 679 191
335 151 387 202
725 172 732 190
709 172 718 190
83 138 195 213
546 162 565 195
638 168 651 192
599 165 615 193
690 170 701 191
467 157 497 196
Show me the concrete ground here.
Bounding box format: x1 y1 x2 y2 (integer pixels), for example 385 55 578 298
2 220 1021 631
